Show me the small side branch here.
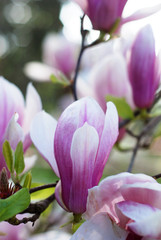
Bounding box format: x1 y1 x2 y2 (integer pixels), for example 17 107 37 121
7 193 55 226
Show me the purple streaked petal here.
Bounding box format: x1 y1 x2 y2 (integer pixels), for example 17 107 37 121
92 102 118 185
122 3 161 25
68 123 99 213
30 111 59 176
85 173 156 221
117 201 161 239
54 97 105 209
153 50 161 90
55 181 69 212
70 213 128 240
128 25 156 108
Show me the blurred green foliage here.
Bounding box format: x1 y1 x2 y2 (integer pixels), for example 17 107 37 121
0 0 64 111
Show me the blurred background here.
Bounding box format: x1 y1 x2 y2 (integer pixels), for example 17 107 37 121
1 0 161 112
0 0 63 111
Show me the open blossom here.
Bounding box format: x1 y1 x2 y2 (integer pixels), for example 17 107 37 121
30 97 119 214
73 0 161 32
71 172 161 239
0 76 42 174
128 25 161 109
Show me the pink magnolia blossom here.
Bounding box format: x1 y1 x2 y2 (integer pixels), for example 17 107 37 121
0 221 27 240
89 53 134 112
71 172 161 239
24 33 78 82
0 77 42 174
128 25 161 109
30 97 119 214
73 0 161 32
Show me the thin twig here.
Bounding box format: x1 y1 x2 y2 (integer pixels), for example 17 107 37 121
72 14 87 101
7 193 55 226
127 115 161 172
29 183 57 194
72 15 107 101
126 129 139 139
152 173 161 179
127 137 141 172
119 110 140 129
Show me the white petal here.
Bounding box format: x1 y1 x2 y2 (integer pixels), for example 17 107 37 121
23 83 42 135
24 62 60 82
30 111 59 176
3 113 24 150
70 213 128 240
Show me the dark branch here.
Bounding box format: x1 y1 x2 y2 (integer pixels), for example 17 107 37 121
127 115 161 172
72 14 87 101
152 173 161 179
7 193 55 226
29 183 57 194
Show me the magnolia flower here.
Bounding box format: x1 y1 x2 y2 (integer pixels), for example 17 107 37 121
30 97 119 214
24 33 78 82
89 53 134 112
0 76 42 174
0 222 27 240
71 172 161 239
73 0 161 32
128 25 161 108
0 221 27 240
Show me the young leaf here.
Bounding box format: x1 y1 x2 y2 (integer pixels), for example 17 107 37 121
2 141 14 173
106 95 134 119
14 141 25 175
50 74 69 87
23 172 32 189
0 188 30 222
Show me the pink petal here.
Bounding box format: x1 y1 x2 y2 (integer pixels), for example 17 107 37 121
30 111 59 176
85 173 156 221
55 181 69 212
122 3 161 24
92 102 118 185
71 213 128 240
128 25 156 108
120 182 161 210
0 77 25 139
54 97 105 209
68 123 99 213
117 201 161 239
72 0 88 12
90 54 134 112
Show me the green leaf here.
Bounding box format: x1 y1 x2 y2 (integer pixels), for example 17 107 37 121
23 172 32 189
0 188 30 222
50 74 69 87
2 141 14 173
106 95 134 119
14 141 25 175
30 183 55 200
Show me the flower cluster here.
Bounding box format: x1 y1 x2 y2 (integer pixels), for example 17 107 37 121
1 0 161 239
